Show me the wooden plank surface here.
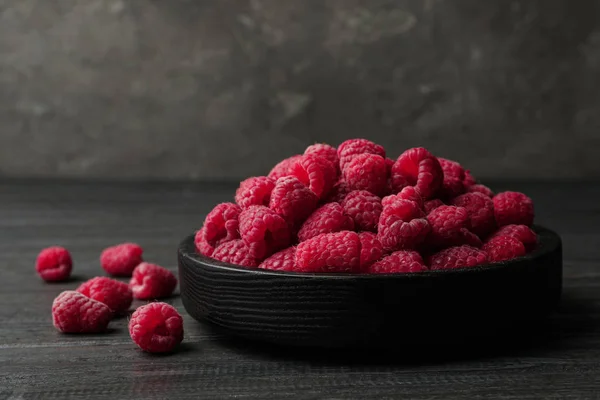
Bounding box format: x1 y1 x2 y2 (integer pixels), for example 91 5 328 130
1 180 599 399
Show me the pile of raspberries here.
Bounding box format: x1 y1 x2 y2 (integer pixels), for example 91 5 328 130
195 140 536 273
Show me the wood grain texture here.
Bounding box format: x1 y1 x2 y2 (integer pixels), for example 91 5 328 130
1 180 599 399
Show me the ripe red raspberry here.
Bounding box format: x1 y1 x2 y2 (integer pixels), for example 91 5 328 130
290 154 337 199
239 205 290 258
438 158 466 199
490 224 537 251
384 157 396 196
296 231 361 273
337 139 385 172
382 186 424 210
463 170 477 187
358 232 384 270
235 176 275 209
368 250 427 274
268 154 302 181
298 202 353 242
269 176 318 225
211 239 259 267
258 247 298 272
390 147 443 199
450 192 496 237
426 205 472 248
35 246 72 282
77 277 132 314
341 190 382 232
129 262 178 300
100 243 143 277
467 184 494 198
343 153 387 196
304 143 339 170
325 180 352 203
195 202 242 257
52 290 112 333
428 245 488 270
424 199 445 214
129 302 183 353
377 199 430 252
493 191 534 227
483 236 526 262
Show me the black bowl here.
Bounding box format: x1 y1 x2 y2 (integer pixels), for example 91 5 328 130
178 226 562 348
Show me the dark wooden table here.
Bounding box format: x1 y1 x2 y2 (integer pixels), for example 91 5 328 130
1 180 598 399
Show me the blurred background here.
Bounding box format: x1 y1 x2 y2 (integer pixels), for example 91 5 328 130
1 0 599 181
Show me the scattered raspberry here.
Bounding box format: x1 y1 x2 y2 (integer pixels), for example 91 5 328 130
239 205 290 258
35 246 72 282
450 192 496 237
100 243 143 277
483 235 526 262
343 153 387 196
377 199 430 252
268 154 302 181
52 291 112 333
77 277 132 314
438 158 466 199
341 190 382 232
298 203 353 242
358 232 384 270
290 154 337 199
463 170 477 187
490 224 537 251
467 184 494 198
235 176 275 209
424 199 445 214
129 262 178 300
337 139 385 172
304 143 339 170
211 239 259 267
258 247 298 272
382 186 424 210
368 250 427 274
129 302 184 353
325 180 352 203
390 147 443 199
426 205 472 248
269 176 318 225
428 245 488 270
196 202 242 257
296 231 361 273
493 191 534 227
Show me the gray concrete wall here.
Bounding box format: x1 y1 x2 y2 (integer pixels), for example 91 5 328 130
1 0 599 180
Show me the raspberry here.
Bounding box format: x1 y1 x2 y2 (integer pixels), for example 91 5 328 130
296 231 361 273
426 205 472 248
438 158 466 199
384 157 396 195
268 154 302 181
463 170 477 187
195 203 241 257
483 236 526 262
341 190 382 232
358 232 384 270
377 198 430 252
368 250 427 274
390 147 443 199
493 191 534 227
382 186 423 209
52 291 112 333
211 239 259 267
239 205 290 258
129 302 184 353
235 176 275 209
304 143 339 170
77 277 132 314
35 246 72 282
100 243 143 277
269 176 318 225
343 153 387 196
428 245 488 270
424 199 445 214
129 262 178 300
467 184 494 198
258 247 298 272
325 180 352 203
489 224 537 251
290 154 337 199
298 203 353 242
337 139 385 172
450 192 496 237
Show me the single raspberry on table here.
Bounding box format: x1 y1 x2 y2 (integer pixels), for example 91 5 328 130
467 184 494 198
304 143 339 170
343 153 387 196
425 205 474 248
36 246 72 282
298 202 353 242
289 154 337 199
463 170 477 187
195 202 242 257
100 243 143 277
424 199 445 214
211 239 259 267
296 231 361 273
129 302 183 353
483 235 526 262
235 176 275 209
239 205 290 258
337 138 386 172
77 277 132 314
390 147 443 199
428 245 488 270
358 232 384 270
450 192 496 237
129 262 178 300
438 157 466 199
368 250 427 274
269 176 318 225
325 180 352 204
382 186 424 210
490 224 537 251
341 190 382 232
258 247 298 272
493 191 534 226
52 290 112 333
377 198 430 252
268 154 302 181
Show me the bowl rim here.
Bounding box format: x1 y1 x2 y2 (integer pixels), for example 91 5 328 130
178 225 560 280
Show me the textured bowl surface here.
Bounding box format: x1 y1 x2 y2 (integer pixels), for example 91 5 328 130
178 226 562 348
